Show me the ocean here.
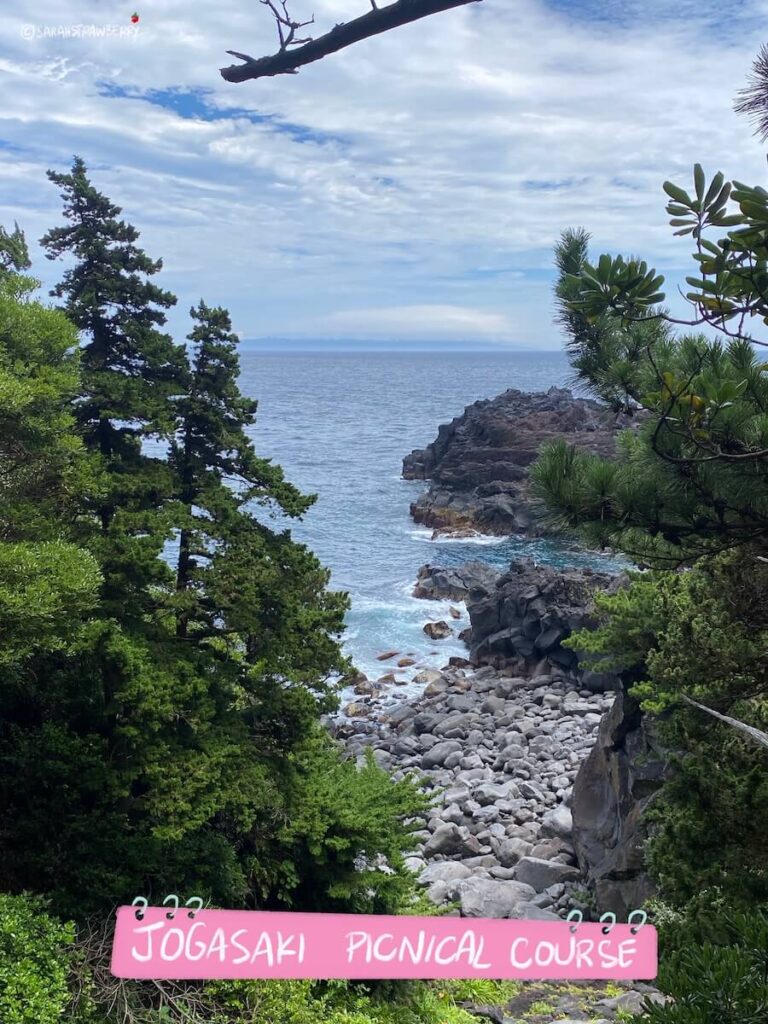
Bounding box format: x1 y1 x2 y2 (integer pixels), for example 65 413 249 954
238 350 617 688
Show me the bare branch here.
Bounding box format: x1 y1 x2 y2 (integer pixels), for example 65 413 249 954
221 0 483 83
260 0 316 51
682 694 768 751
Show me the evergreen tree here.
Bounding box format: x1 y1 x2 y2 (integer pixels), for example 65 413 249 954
169 300 311 636
0 217 421 921
40 157 187 623
0 221 30 277
532 166 768 565
169 300 350 720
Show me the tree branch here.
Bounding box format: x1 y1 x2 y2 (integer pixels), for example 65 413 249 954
220 0 484 83
682 695 768 751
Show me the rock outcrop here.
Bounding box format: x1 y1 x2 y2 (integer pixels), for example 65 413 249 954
570 679 668 918
464 559 625 692
413 561 501 602
403 387 627 536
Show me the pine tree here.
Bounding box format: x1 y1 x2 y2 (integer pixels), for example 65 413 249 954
532 168 768 566
40 157 188 623
170 300 349 709
170 300 311 634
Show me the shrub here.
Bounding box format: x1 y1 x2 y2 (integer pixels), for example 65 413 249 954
640 909 768 1024
0 893 75 1024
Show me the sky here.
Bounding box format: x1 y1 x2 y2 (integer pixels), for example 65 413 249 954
0 0 767 350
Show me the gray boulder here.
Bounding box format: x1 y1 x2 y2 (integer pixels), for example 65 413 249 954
514 856 581 891
422 824 483 859
458 877 537 918
540 804 573 841
496 837 533 868
422 740 461 768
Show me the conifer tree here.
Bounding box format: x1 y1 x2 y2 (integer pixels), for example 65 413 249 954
40 157 187 622
170 301 349 709
532 167 768 565
0 221 30 277
170 300 310 634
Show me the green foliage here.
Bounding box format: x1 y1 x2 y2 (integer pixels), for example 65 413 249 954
566 552 768 907
0 221 31 275
0 540 100 666
0 178 419 927
0 894 75 1024
0 271 95 540
531 335 768 564
639 909 768 1024
41 156 187 625
250 742 428 914
534 168 768 566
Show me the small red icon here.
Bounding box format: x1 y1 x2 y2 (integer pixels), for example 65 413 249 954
131 12 139 23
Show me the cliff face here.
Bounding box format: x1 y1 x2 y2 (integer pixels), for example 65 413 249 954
571 680 668 917
403 386 625 536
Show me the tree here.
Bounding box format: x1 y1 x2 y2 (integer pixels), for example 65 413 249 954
169 299 350 717
531 167 768 566
532 163 768 920
0 213 422 923
734 43 768 142
0 222 30 277
566 551 768 907
40 157 188 624
221 0 483 83
0 240 102 665
169 299 311 638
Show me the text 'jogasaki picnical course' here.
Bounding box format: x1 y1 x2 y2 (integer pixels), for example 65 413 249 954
111 907 657 980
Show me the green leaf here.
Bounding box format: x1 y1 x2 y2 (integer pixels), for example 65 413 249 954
663 181 693 206
694 164 705 202
703 171 725 208
597 253 613 284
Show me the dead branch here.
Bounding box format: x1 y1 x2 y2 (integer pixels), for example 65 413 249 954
220 0 483 83
260 0 315 51
682 694 768 751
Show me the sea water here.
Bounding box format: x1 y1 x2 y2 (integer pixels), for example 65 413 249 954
238 349 620 688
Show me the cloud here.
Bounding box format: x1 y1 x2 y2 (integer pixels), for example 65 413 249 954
318 303 516 341
0 0 766 347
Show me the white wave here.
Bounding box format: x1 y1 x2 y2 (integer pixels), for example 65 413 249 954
430 534 507 546
406 527 509 546
406 527 435 541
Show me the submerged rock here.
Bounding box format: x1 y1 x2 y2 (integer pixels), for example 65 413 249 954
423 620 452 640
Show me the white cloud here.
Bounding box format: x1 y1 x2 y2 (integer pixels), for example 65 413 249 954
319 303 515 340
0 0 765 346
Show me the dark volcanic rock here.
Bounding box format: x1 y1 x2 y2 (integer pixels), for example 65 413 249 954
413 561 501 601
403 386 628 536
465 558 624 690
571 680 669 917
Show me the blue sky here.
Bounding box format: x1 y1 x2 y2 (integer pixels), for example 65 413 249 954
0 0 767 349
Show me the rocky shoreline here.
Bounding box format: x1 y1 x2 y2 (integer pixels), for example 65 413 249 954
328 554 665 1020
334 657 611 921
330 624 664 1020
403 387 629 537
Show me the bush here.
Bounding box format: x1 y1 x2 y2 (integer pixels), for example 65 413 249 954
640 909 768 1024
0 893 75 1024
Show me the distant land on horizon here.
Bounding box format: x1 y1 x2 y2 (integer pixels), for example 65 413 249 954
241 338 559 354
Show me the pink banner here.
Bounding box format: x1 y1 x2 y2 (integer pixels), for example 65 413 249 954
111 906 657 980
